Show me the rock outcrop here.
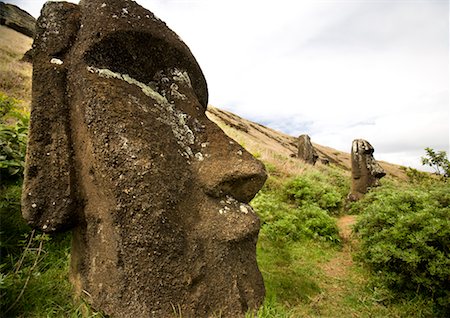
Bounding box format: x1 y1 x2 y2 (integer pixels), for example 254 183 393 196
0 2 36 37
22 1 266 317
349 139 386 201
297 134 318 165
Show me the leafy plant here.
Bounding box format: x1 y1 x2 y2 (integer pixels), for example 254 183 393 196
354 183 450 315
421 147 450 177
284 172 344 214
0 93 29 179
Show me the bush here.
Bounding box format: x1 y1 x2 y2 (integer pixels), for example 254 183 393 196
0 93 29 180
252 190 340 244
284 172 344 214
354 183 450 315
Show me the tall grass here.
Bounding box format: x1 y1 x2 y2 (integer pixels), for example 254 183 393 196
0 26 32 106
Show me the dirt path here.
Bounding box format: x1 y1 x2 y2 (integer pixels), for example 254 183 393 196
321 215 357 279
310 215 358 315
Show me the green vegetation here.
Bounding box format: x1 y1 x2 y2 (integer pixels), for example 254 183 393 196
0 93 102 317
1 93 29 179
1 92 448 316
421 147 450 177
354 181 450 316
251 159 449 317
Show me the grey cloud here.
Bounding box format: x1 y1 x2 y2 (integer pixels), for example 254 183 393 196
300 1 448 54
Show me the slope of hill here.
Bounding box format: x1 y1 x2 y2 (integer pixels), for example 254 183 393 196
0 1 36 38
0 25 32 106
207 106 407 180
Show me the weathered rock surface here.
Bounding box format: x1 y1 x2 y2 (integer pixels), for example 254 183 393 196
349 139 386 201
22 1 266 317
297 134 318 165
0 2 36 37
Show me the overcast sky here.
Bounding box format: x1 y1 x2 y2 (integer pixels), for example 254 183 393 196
7 0 450 171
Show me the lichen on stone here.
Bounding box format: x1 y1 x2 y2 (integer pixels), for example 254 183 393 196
87 66 197 158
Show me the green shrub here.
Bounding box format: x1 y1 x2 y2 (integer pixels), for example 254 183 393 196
284 172 344 214
354 183 450 315
401 166 434 184
0 93 29 180
252 190 340 244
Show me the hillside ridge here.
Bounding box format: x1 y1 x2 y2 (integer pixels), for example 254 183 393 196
206 106 406 179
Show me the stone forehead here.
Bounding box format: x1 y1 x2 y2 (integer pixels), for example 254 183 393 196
352 139 374 154
74 0 208 109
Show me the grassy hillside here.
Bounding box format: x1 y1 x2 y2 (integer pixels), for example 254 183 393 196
1 25 448 317
0 26 32 107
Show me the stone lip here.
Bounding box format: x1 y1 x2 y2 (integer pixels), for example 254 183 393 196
0 1 36 38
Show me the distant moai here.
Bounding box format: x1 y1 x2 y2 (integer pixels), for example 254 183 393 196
297 134 319 165
21 0 267 317
349 139 386 201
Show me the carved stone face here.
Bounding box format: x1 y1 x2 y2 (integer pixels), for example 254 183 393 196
350 139 386 200
297 134 318 165
22 1 266 316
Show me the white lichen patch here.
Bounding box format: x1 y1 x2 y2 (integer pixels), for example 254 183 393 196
218 195 253 215
239 204 250 214
87 66 197 158
37 3 63 45
171 69 192 88
170 83 187 100
50 58 63 65
195 152 204 161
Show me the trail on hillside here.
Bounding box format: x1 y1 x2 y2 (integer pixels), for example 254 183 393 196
322 215 357 278
310 215 358 316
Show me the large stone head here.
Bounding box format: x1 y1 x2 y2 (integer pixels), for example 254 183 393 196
22 0 267 316
297 134 318 165
349 139 386 200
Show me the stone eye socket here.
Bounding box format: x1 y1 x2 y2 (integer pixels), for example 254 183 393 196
83 30 208 108
84 31 184 86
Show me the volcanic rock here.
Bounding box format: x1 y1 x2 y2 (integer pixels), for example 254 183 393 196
349 139 386 201
22 1 266 317
297 134 318 165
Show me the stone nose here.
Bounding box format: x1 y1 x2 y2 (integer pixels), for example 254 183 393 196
373 163 386 179
196 126 267 203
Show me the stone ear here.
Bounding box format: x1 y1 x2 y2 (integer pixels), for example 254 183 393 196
21 2 81 233
21 62 78 233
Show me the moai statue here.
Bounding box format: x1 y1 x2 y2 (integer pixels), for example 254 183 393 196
349 139 386 201
21 1 267 317
297 134 318 165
